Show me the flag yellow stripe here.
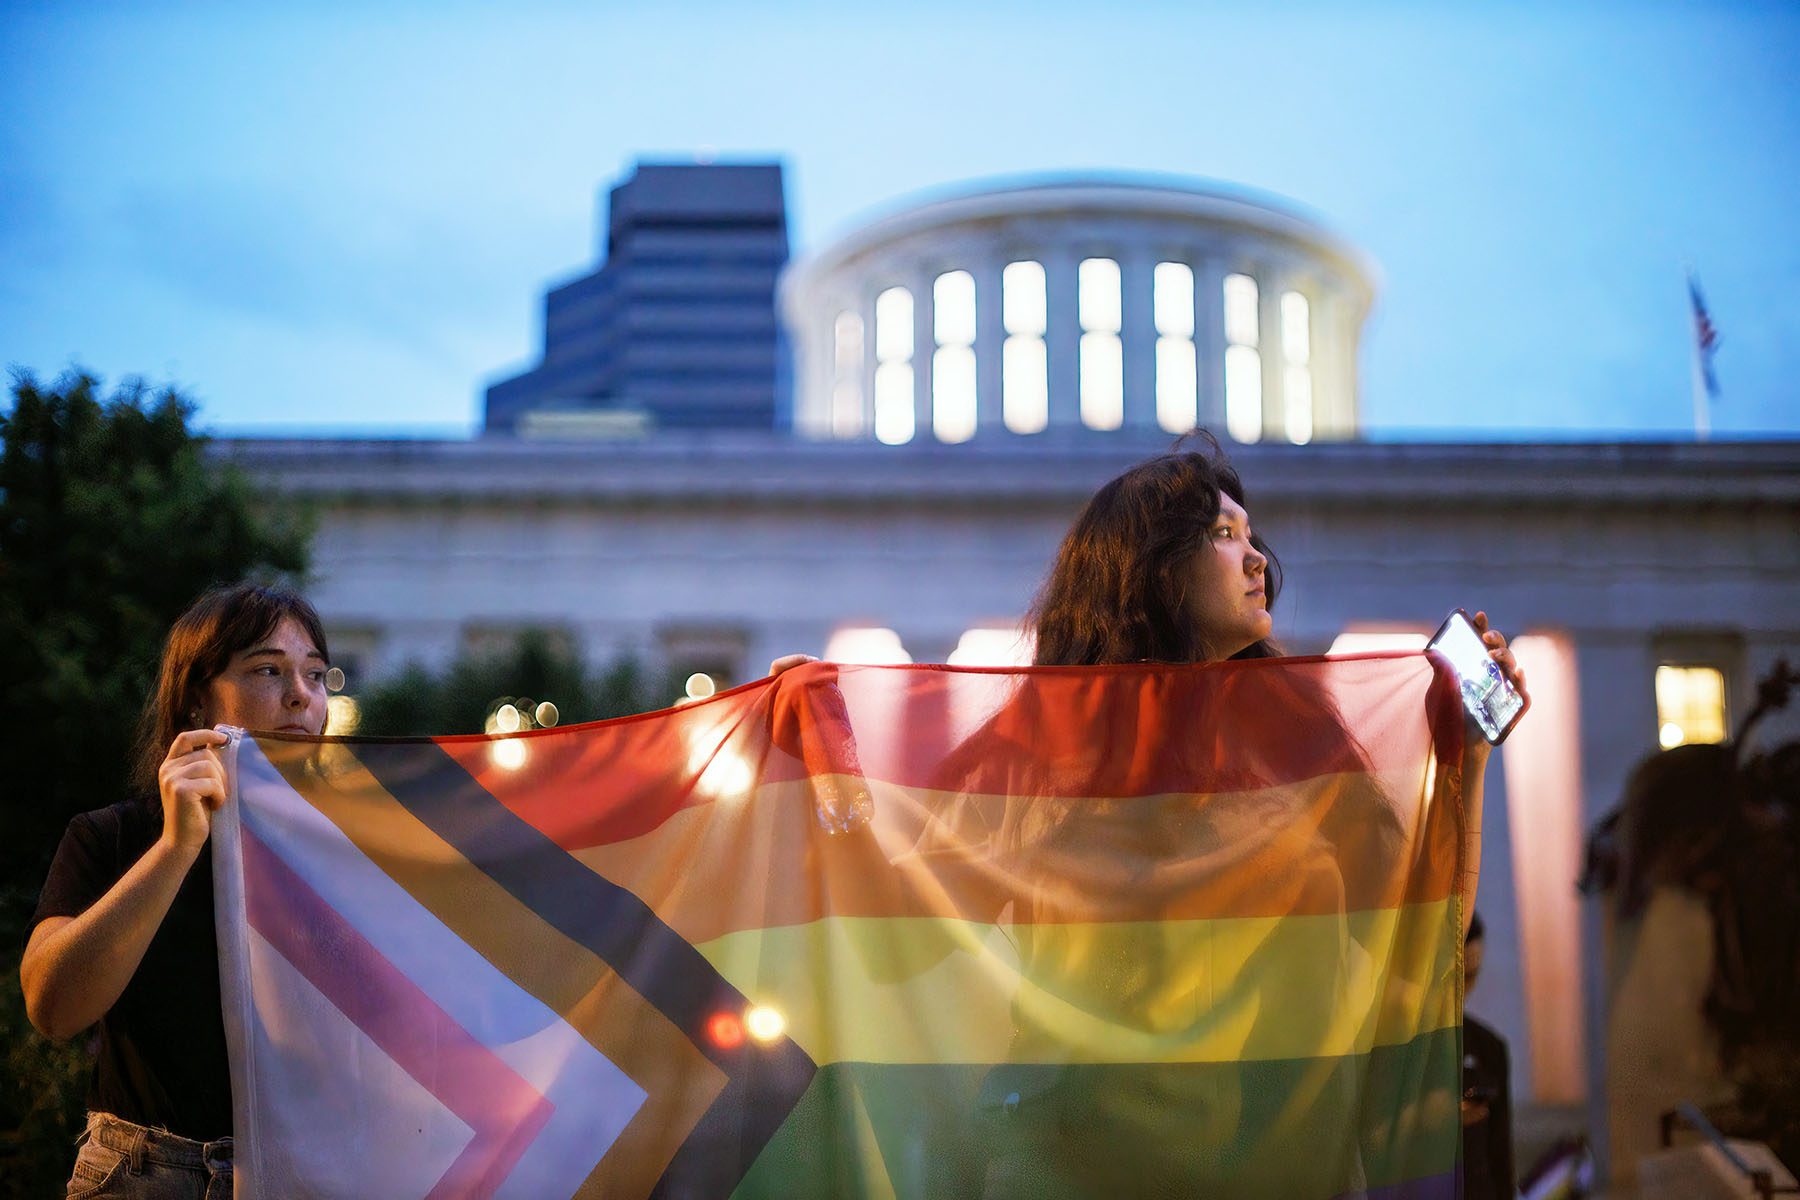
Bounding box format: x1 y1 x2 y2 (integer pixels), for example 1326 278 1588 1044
694 899 1459 1067
574 764 1459 944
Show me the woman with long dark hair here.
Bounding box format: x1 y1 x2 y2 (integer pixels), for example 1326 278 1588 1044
21 582 332 1198
1029 436 1518 917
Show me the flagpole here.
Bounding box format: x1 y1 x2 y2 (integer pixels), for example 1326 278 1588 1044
1690 337 1711 442
1685 265 1712 442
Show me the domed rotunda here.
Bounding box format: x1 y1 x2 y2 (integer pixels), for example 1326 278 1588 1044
781 175 1376 447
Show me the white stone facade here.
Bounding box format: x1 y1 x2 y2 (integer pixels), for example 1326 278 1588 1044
781 178 1373 446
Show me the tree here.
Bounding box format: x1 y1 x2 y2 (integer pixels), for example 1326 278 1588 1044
353 629 663 738
0 369 311 1196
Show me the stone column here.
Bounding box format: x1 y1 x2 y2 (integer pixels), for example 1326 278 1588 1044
974 255 1007 435
1044 246 1081 433
818 292 857 439
790 303 824 438
1337 291 1366 437
913 265 937 443
858 286 879 441
1120 249 1157 433
1195 253 1227 435
1307 283 1342 441
1258 265 1286 443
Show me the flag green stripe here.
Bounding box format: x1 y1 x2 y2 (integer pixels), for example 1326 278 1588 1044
695 899 1459 1066
728 1027 1460 1199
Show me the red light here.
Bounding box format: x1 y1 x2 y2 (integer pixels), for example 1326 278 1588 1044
705 1011 744 1050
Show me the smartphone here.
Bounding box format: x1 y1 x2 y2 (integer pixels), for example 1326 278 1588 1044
1428 609 1528 745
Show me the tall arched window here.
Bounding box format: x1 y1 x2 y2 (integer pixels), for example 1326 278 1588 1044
1154 262 1197 434
932 270 977 443
1223 273 1262 443
873 286 915 445
1079 257 1123 430
1002 261 1048 434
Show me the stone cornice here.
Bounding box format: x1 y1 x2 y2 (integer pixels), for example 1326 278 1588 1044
214 435 1800 510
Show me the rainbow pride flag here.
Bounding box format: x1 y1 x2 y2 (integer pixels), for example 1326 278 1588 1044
213 653 1468 1199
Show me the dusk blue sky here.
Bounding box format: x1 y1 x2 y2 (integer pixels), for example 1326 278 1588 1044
3 1 1796 439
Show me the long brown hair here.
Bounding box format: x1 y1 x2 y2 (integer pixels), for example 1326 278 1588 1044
132 582 330 795
1030 435 1282 666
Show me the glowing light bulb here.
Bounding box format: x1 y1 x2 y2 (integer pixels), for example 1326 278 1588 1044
1659 722 1684 750
745 1005 786 1044
535 701 559 728
494 704 521 733
491 739 527 771
705 1011 744 1049
326 694 360 736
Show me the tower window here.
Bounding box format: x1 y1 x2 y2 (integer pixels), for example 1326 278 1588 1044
1002 261 1048 434
1079 257 1122 431
873 286 915 446
932 271 977 444
1223 273 1261 443
1154 262 1197 434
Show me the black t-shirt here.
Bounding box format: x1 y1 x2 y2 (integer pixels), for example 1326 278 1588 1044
29 800 233 1141
1461 1014 1516 1200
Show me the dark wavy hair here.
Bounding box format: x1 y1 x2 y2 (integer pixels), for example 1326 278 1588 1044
1030 435 1282 666
132 582 330 795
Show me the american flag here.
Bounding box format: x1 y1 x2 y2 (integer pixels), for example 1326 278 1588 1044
1688 271 1721 399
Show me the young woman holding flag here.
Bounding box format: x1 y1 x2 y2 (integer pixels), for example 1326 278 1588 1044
22 582 333 1198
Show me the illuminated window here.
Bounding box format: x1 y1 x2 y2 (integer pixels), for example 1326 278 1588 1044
1002 261 1047 434
831 310 864 438
1327 630 1428 655
1223 273 1261 443
1282 291 1312 445
1154 262 1197 434
934 270 975 346
873 286 914 446
947 626 1034 667
1078 258 1122 430
824 626 913 665
932 270 977 444
1655 665 1728 748
1225 347 1261 443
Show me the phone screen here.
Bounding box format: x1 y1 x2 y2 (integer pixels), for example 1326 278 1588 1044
1428 610 1527 744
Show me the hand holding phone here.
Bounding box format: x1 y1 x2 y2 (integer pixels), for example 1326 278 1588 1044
1428 609 1529 745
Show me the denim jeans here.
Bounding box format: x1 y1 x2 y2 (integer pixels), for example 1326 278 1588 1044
66 1112 233 1200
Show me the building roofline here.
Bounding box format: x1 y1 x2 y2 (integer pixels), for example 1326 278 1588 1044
786 172 1379 302
216 435 1800 509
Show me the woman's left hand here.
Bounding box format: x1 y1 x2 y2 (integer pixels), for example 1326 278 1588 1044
1469 610 1529 735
